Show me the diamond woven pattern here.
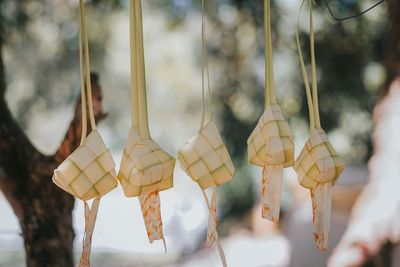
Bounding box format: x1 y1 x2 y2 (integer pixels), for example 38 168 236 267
248 104 294 168
53 130 118 201
178 121 234 190
118 126 175 197
294 128 345 189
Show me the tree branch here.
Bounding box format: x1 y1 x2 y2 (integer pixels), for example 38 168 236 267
0 69 106 266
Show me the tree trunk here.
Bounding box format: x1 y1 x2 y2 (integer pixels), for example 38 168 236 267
0 38 105 267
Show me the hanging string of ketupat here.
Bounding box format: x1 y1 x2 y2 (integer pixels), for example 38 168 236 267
52 0 119 266
247 0 295 223
294 0 346 251
177 0 235 266
117 0 176 252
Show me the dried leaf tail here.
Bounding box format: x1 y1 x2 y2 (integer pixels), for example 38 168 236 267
139 190 167 252
262 164 283 222
78 196 101 267
311 183 331 251
201 187 227 267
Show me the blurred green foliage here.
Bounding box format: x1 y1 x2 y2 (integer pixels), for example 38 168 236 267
0 0 388 223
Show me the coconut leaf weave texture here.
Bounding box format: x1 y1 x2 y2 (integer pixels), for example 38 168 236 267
118 126 175 197
178 121 234 190
294 128 345 189
248 104 294 168
53 130 117 200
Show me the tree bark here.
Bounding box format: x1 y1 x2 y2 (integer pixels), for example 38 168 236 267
0 46 105 267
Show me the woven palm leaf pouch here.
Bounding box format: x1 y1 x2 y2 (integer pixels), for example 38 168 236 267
177 1 234 266
247 0 295 223
117 0 175 251
52 1 118 266
294 0 345 251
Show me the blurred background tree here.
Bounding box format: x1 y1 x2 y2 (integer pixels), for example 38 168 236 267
0 0 396 266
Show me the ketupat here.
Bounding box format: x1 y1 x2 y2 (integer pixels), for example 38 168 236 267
117 0 174 251
247 0 294 222
177 1 233 266
178 120 234 264
53 130 117 201
178 121 234 254
179 121 234 190
294 128 345 189
52 1 117 266
294 0 345 251
118 126 174 197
